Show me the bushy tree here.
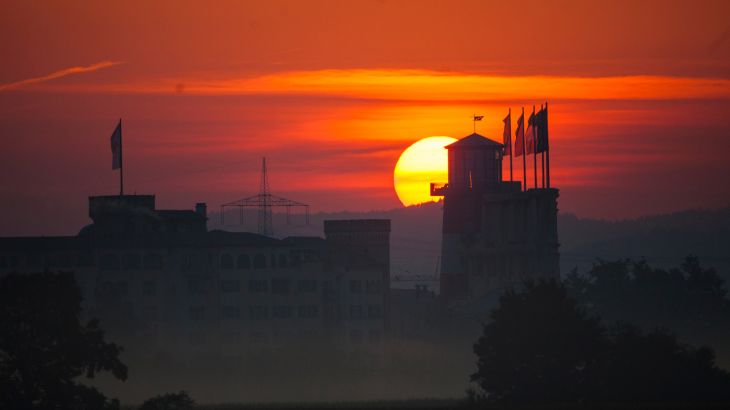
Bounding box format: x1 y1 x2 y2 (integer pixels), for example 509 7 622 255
139 391 195 410
0 272 127 409
565 256 730 337
472 280 604 402
473 279 730 403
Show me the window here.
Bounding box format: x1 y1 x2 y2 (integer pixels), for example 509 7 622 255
297 305 319 318
220 305 240 320
220 253 234 269
100 254 120 270
248 305 268 320
248 279 268 293
270 254 277 268
349 305 364 319
366 280 381 294
189 306 205 321
253 253 266 269
271 279 290 295
368 305 382 319
349 280 362 294
121 253 141 270
278 254 288 268
143 280 157 296
350 329 363 343
272 305 293 319
143 253 163 270
220 279 240 292
188 277 207 294
237 254 250 269
297 279 317 292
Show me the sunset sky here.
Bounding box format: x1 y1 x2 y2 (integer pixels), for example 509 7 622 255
1 0 730 235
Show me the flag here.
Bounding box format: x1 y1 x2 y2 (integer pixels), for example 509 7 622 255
110 120 121 170
502 111 511 156
514 112 524 157
536 105 549 153
473 115 484 121
525 111 536 155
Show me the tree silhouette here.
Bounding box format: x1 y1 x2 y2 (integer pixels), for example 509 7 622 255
473 278 730 403
139 391 195 410
0 272 128 409
565 256 730 343
472 280 604 402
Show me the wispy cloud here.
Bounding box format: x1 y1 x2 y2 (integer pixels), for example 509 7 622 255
0 60 123 92
27 69 730 101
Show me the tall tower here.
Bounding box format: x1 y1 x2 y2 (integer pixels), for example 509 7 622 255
433 133 559 303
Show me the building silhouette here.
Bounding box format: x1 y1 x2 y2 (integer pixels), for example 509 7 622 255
432 133 559 304
0 194 390 351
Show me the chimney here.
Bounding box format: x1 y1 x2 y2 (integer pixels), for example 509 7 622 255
195 203 207 219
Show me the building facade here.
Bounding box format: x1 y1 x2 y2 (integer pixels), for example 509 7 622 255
432 133 560 304
0 194 390 352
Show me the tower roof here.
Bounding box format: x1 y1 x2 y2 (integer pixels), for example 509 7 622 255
445 133 503 149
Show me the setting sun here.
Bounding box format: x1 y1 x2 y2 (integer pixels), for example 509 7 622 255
393 136 457 206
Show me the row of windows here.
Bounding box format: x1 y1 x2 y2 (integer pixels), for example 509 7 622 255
105 278 319 296
220 253 289 270
349 304 383 319
349 279 383 294
100 253 163 270
350 329 382 343
190 305 321 320
189 330 322 345
222 278 318 294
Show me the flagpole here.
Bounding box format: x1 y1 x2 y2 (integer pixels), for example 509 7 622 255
119 118 124 196
533 106 537 189
521 107 526 192
509 108 513 182
541 105 545 189
545 101 550 189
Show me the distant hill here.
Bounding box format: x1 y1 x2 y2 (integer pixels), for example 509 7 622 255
209 203 730 290
559 207 730 279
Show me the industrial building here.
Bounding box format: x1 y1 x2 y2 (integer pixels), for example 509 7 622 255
0 194 390 351
432 132 560 303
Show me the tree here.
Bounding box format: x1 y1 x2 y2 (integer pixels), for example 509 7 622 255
473 278 730 403
139 391 195 410
566 256 730 342
0 272 128 409
471 280 604 402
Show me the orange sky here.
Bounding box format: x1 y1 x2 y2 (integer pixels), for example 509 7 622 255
1 0 730 235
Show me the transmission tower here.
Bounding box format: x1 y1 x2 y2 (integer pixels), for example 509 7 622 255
220 157 309 237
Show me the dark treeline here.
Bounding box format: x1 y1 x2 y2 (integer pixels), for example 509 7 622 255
564 256 730 365
472 279 730 403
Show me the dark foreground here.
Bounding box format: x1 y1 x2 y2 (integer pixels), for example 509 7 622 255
124 400 730 410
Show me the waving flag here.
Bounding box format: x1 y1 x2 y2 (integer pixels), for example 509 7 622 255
502 111 511 156
536 105 549 153
110 120 121 169
514 112 524 157
525 111 536 155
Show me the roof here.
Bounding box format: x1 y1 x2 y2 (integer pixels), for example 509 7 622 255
0 229 287 251
445 133 503 149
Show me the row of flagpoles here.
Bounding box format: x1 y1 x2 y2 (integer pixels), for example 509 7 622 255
495 102 550 191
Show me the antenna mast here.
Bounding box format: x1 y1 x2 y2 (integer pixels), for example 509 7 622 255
258 157 273 236
220 157 309 237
